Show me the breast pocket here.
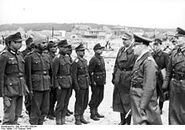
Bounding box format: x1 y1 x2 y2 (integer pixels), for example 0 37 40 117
32 58 41 69
6 58 18 74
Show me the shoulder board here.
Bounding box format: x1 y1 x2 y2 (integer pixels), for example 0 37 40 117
74 58 79 63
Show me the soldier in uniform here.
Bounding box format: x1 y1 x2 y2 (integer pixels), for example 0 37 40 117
0 32 28 125
71 44 90 125
152 38 169 114
47 41 58 120
52 40 72 125
22 37 34 57
112 32 137 125
162 27 185 124
89 43 106 121
130 34 162 125
25 37 51 125
66 45 74 116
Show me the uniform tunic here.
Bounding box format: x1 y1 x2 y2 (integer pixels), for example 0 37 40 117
0 49 27 124
71 56 90 116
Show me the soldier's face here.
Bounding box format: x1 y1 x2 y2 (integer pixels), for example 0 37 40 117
123 39 132 47
49 46 58 53
39 42 48 50
77 50 85 57
95 49 103 55
153 44 161 52
11 40 22 51
177 37 185 46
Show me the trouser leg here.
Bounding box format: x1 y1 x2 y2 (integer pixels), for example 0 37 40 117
29 91 43 125
13 96 23 124
3 96 16 125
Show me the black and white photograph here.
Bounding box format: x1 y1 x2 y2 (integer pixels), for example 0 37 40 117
0 0 185 128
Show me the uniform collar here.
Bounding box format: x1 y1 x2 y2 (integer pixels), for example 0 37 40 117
95 53 102 59
77 56 85 61
154 49 163 56
8 48 17 55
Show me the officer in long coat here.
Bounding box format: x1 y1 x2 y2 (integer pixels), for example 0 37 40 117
0 32 28 125
89 43 106 120
52 40 72 125
112 32 137 125
47 41 58 120
25 37 51 125
71 44 90 125
152 38 169 114
162 27 185 124
130 34 162 125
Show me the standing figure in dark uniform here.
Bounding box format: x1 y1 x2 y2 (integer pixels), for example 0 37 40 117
112 32 136 125
0 32 28 125
162 27 185 125
130 34 162 125
52 40 72 125
152 38 169 114
25 37 51 125
71 44 90 125
22 37 34 57
47 41 58 120
66 45 74 116
89 43 106 121
22 37 34 116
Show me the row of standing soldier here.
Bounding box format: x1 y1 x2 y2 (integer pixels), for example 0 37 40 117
0 32 106 125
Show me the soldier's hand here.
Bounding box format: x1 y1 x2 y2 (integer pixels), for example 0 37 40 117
4 96 12 107
140 108 146 116
58 86 61 90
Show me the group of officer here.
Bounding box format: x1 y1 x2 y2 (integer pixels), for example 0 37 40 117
112 27 185 125
1 26 185 125
0 32 106 125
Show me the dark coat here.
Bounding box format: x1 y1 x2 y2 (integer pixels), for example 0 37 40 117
0 49 28 97
24 49 51 92
112 46 137 114
71 56 90 91
52 54 72 89
163 47 185 124
152 50 169 100
130 51 162 125
88 54 106 86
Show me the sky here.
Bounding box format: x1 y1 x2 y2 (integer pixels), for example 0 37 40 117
0 0 185 28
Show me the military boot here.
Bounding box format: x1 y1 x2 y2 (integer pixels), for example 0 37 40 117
95 108 104 118
56 115 62 125
75 116 82 125
80 115 89 124
90 109 100 121
61 117 66 125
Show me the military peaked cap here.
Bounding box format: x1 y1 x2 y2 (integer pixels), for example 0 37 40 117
122 32 133 40
175 27 185 37
58 39 70 48
48 41 57 48
133 34 152 46
5 32 24 42
93 43 104 51
75 43 85 51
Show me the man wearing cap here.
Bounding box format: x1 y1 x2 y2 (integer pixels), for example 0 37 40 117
112 32 137 125
162 27 185 124
66 45 74 116
152 38 169 114
130 34 162 125
88 43 106 121
22 37 34 57
71 43 90 125
46 41 58 120
25 37 51 125
52 40 72 125
0 32 28 125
